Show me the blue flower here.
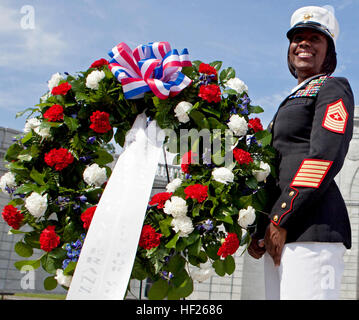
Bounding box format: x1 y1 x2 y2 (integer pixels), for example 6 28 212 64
62 259 71 269
202 219 214 231
238 104 249 115
87 136 96 144
78 195 87 203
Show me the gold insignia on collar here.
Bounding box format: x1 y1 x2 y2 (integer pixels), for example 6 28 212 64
303 13 313 21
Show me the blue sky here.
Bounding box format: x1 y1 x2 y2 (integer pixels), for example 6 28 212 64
1 0 358 132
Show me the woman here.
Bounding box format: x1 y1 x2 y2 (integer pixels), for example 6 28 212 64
248 6 355 300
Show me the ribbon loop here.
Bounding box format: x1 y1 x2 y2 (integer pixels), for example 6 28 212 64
108 42 192 100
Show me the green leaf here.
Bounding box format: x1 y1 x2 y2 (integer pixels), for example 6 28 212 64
205 244 220 260
24 232 41 249
224 255 235 275
62 221 80 243
222 89 238 96
30 168 46 185
148 279 169 300
41 253 60 274
63 261 77 276
201 107 221 118
220 67 235 83
131 258 148 280
14 259 41 271
189 110 209 129
5 144 23 161
191 60 202 71
213 259 226 276
64 116 79 132
167 254 186 275
245 176 258 189
209 60 223 71
94 149 114 166
255 130 272 147
159 217 172 237
14 241 34 258
16 107 38 119
44 276 58 290
21 131 33 144
238 195 253 209
248 105 264 114
172 273 193 298
188 237 202 256
207 117 227 130
165 233 180 249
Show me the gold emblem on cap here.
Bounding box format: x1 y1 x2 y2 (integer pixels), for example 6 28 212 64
303 13 313 21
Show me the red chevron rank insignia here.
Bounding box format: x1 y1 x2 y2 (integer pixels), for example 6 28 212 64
291 159 333 188
322 99 348 134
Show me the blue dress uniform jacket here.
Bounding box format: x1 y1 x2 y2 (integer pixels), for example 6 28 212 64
256 75 354 249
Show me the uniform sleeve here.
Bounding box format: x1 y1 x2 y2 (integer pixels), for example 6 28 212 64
269 77 355 229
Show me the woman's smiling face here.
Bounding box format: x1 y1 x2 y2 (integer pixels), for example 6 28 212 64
289 29 328 82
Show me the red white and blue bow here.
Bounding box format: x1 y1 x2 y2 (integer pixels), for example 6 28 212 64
108 42 192 99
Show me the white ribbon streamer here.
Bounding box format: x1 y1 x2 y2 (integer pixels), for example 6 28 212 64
66 113 165 300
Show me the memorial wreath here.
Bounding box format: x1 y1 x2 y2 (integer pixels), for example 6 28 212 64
0 41 275 299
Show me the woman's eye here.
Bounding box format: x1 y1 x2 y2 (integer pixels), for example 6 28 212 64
293 36 303 42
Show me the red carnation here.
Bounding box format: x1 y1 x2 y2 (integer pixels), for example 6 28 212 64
81 206 97 229
40 226 60 252
149 192 172 209
2 205 24 230
90 58 109 69
184 184 208 203
181 151 198 174
248 118 263 133
44 148 74 171
90 111 112 134
43 104 64 122
199 63 217 78
51 82 72 96
139 224 162 250
198 84 221 103
217 233 240 258
233 148 253 165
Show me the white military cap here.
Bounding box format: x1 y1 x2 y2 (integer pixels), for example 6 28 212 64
287 6 339 45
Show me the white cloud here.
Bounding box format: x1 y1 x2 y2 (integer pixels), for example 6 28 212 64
0 2 68 68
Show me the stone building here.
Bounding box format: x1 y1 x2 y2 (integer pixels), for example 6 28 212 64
1 106 359 299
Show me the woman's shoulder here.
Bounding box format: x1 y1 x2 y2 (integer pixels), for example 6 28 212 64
318 75 355 107
321 75 353 95
324 75 351 88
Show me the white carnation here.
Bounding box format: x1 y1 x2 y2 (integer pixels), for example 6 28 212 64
25 192 48 218
0 172 16 193
55 269 72 288
166 178 182 193
252 161 271 182
212 167 234 184
191 262 214 282
83 163 107 187
226 77 248 94
86 70 105 90
238 205 256 229
34 126 51 139
24 118 41 134
227 114 248 136
24 118 51 139
171 215 194 237
174 101 192 123
163 196 188 218
48 73 64 91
